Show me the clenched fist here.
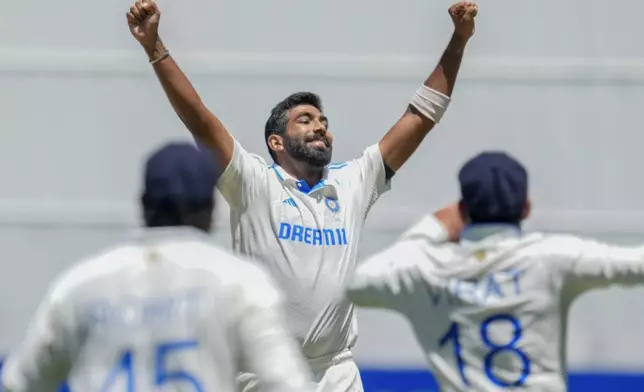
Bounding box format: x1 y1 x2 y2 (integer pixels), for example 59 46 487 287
127 0 161 51
449 2 478 40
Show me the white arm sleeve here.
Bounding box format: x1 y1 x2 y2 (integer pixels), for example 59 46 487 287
347 243 425 311
346 215 449 313
234 268 313 392
217 139 269 211
397 214 450 244
352 144 391 213
2 289 75 392
347 215 449 311
550 236 644 297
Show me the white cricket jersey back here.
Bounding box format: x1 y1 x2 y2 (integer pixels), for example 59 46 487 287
2 228 312 392
217 139 389 359
347 215 644 392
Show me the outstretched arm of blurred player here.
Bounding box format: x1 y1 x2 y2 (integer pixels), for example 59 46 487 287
126 0 234 170
347 213 452 310
234 268 314 392
378 2 477 173
2 288 75 392
552 237 644 298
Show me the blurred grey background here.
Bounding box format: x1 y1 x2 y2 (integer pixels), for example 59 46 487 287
2 0 644 373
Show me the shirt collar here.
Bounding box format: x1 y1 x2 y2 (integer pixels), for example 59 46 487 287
131 226 211 244
271 164 338 199
460 223 521 243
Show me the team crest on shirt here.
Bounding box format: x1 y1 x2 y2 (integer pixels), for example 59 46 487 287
474 250 486 261
325 198 340 213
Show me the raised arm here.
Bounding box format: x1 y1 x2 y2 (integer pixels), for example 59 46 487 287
347 213 451 310
127 0 233 169
378 1 478 172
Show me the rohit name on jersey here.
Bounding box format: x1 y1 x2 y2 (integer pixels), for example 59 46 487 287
84 289 204 328
278 223 348 246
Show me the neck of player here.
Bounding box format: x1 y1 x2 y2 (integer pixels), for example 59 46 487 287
281 158 324 188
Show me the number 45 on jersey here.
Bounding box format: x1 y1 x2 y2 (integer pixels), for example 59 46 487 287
100 339 203 392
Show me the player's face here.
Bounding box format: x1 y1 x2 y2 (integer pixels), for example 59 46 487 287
283 105 334 168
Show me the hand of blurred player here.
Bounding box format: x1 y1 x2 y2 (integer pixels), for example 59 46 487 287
127 0 161 50
449 1 478 40
434 202 467 242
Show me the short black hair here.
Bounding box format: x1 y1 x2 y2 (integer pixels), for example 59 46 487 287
264 92 323 163
141 196 214 229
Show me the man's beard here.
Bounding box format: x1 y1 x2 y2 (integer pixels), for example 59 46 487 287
283 134 332 168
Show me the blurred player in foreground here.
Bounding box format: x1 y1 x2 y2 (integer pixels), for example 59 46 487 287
1 143 312 392
126 1 478 391
346 151 644 392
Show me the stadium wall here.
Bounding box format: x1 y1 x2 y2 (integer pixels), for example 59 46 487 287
2 0 644 389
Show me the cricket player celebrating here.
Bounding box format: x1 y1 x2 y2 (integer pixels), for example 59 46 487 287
2 143 313 392
126 1 478 390
346 151 644 392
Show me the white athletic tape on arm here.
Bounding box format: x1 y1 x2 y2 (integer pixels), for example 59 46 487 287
409 85 451 123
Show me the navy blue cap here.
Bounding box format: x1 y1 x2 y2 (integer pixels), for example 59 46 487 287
143 142 219 203
458 151 528 223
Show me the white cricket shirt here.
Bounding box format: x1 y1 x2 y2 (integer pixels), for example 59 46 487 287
2 227 312 392
217 139 390 359
347 215 644 392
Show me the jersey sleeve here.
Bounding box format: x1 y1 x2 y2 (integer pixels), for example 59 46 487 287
232 266 313 392
2 286 75 392
346 242 424 311
548 236 644 297
216 139 269 212
347 215 449 311
351 143 391 212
